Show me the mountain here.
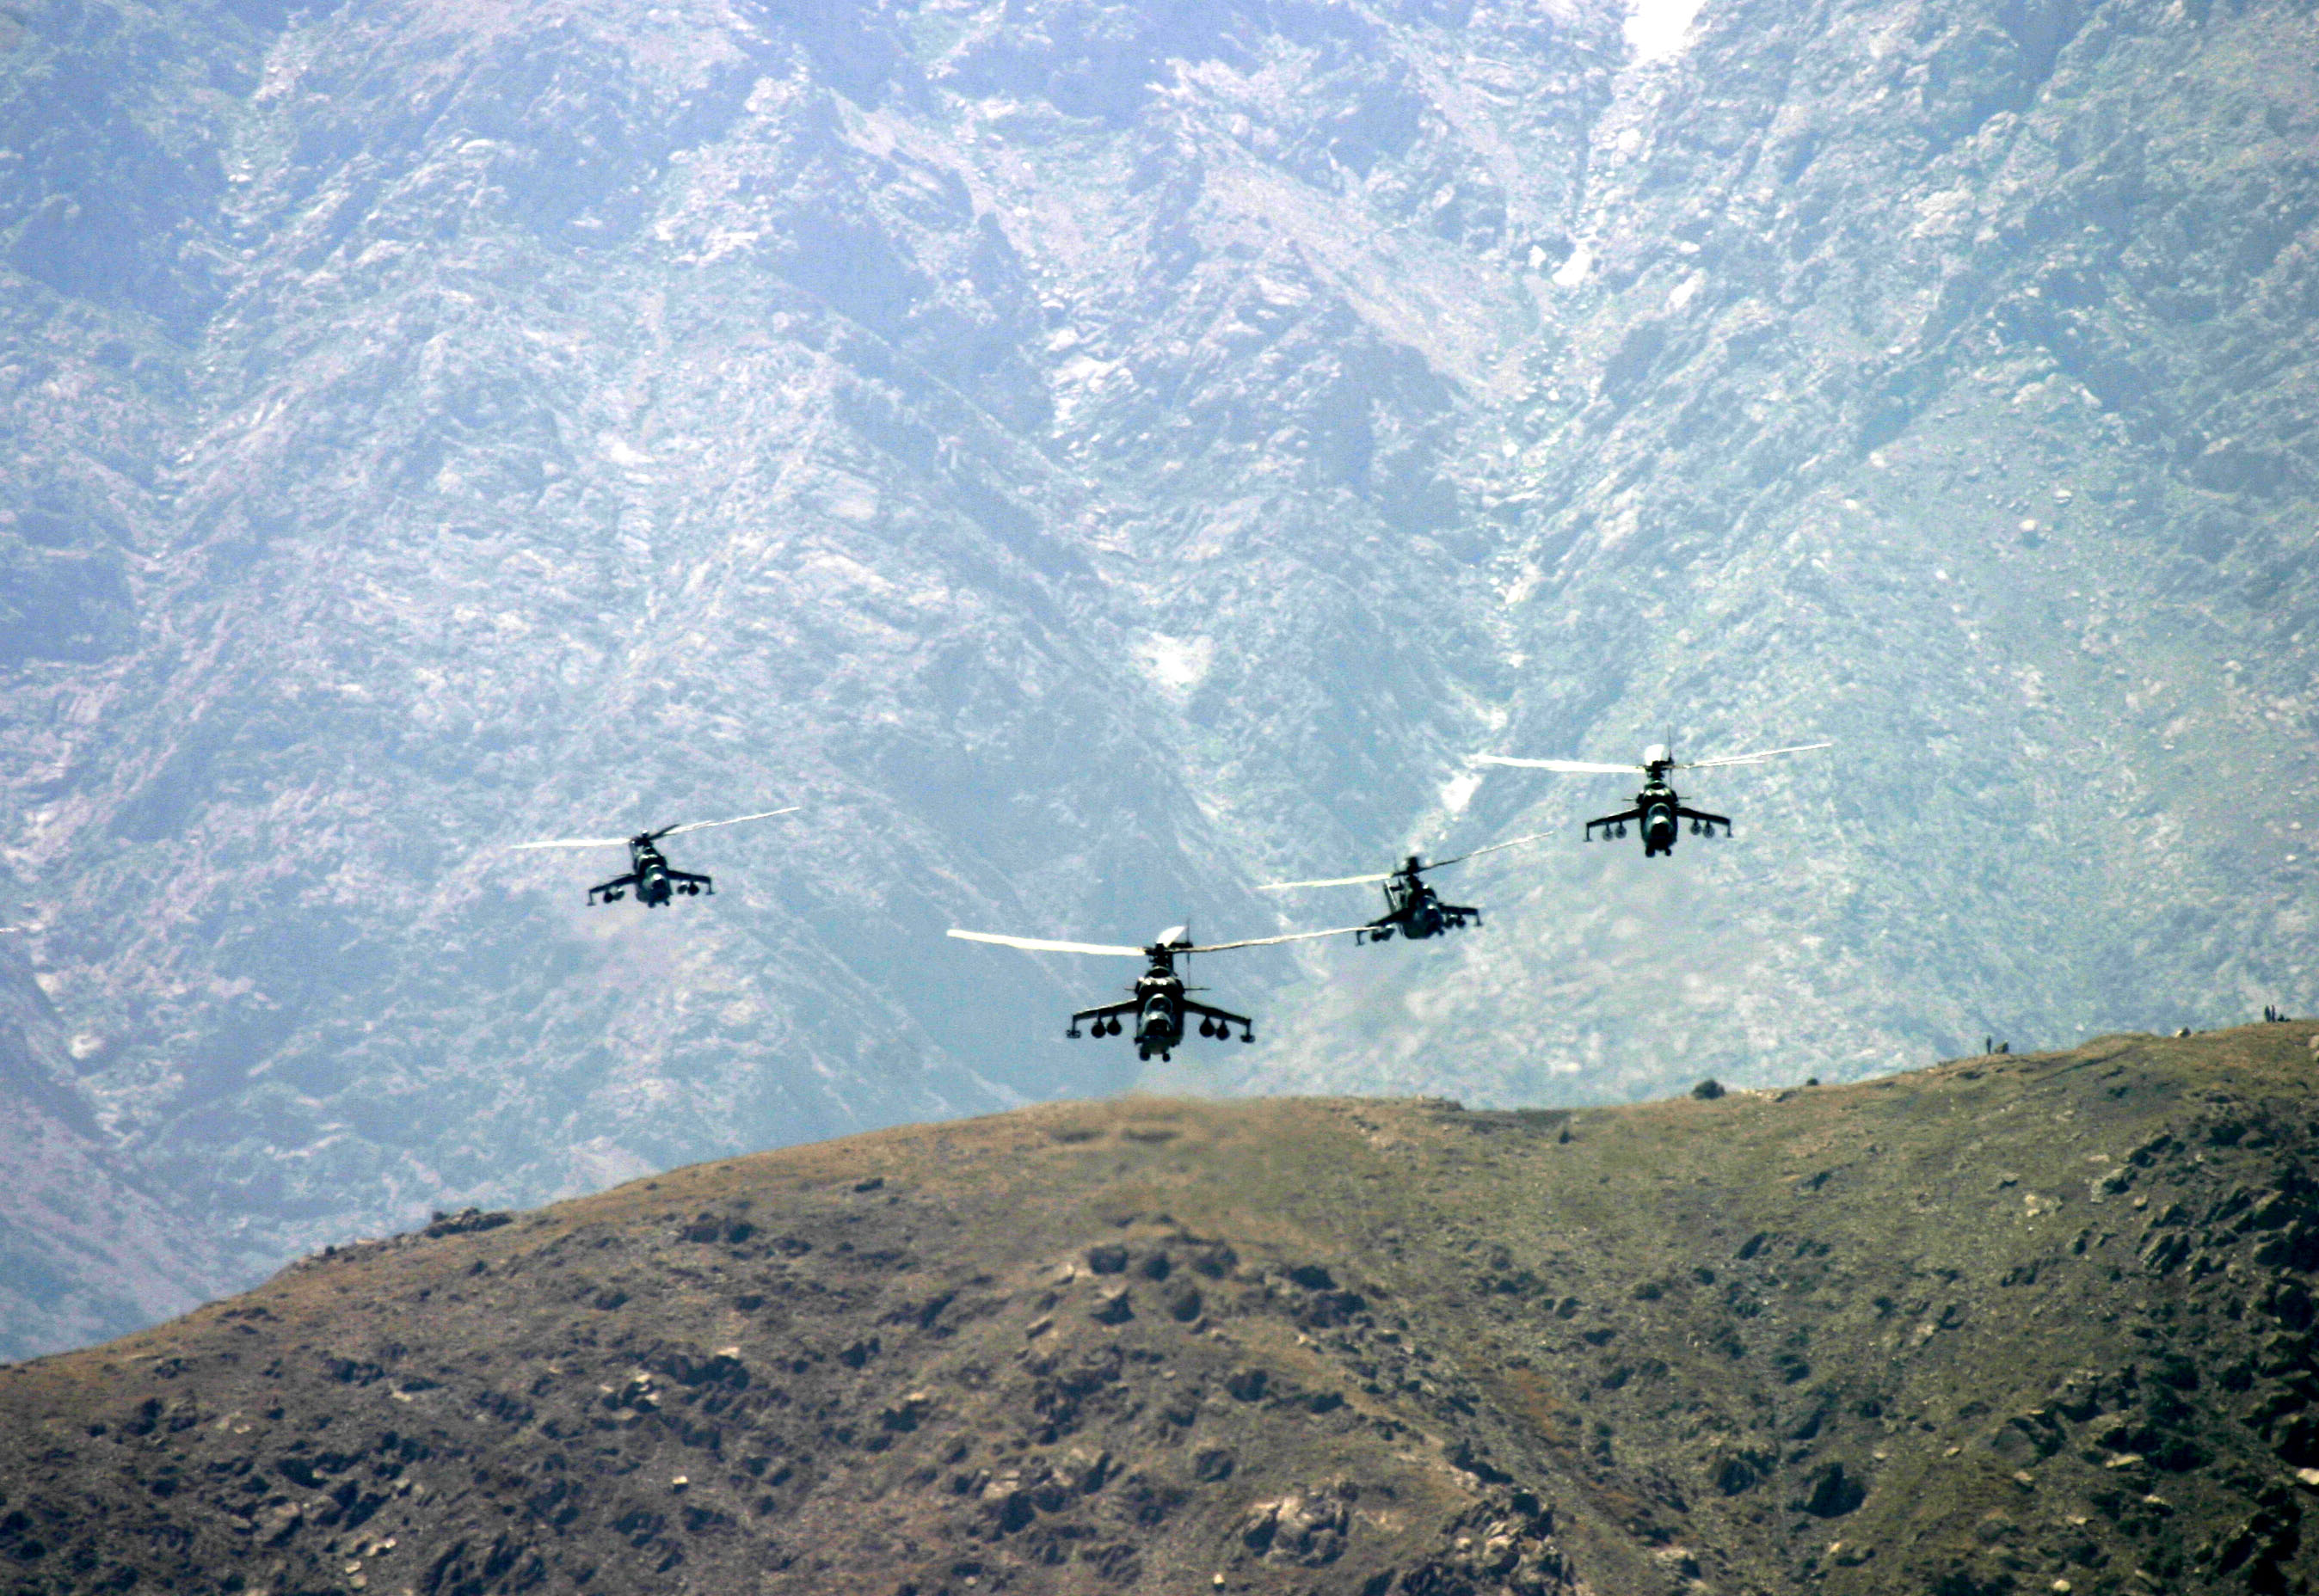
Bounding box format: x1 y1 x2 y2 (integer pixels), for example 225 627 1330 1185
2 0 2314 1353
6 1025 2319 1594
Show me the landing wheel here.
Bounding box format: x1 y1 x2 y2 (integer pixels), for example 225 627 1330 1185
1241 1030 1255 1044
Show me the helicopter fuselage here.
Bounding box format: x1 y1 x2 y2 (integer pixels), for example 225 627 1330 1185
1635 776 1681 856
632 841 674 905
1134 965 1184 1052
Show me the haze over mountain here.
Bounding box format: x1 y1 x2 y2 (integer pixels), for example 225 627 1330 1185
1 0 2315 1354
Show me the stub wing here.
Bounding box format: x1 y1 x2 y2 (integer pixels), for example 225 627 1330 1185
1184 999 1253 1028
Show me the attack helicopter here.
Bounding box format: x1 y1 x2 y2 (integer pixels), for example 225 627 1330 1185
1474 740 1830 857
946 922 1365 1061
510 807 799 905
1257 831 1555 943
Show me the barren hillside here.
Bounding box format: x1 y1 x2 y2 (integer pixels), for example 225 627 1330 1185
6 1023 2319 1593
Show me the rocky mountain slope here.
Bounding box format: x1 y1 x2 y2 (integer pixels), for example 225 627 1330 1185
0 956 225 1359
1 0 2314 1354
7 1024 2319 1595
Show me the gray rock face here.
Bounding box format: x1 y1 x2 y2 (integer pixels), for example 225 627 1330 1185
0 0 2311 1352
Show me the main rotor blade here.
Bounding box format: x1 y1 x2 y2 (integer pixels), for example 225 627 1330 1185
655 806 802 840
1184 924 1371 953
508 836 631 851
1424 829 1559 870
947 929 1147 957
1472 754 1639 775
1257 871 1391 891
1678 740 1834 770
